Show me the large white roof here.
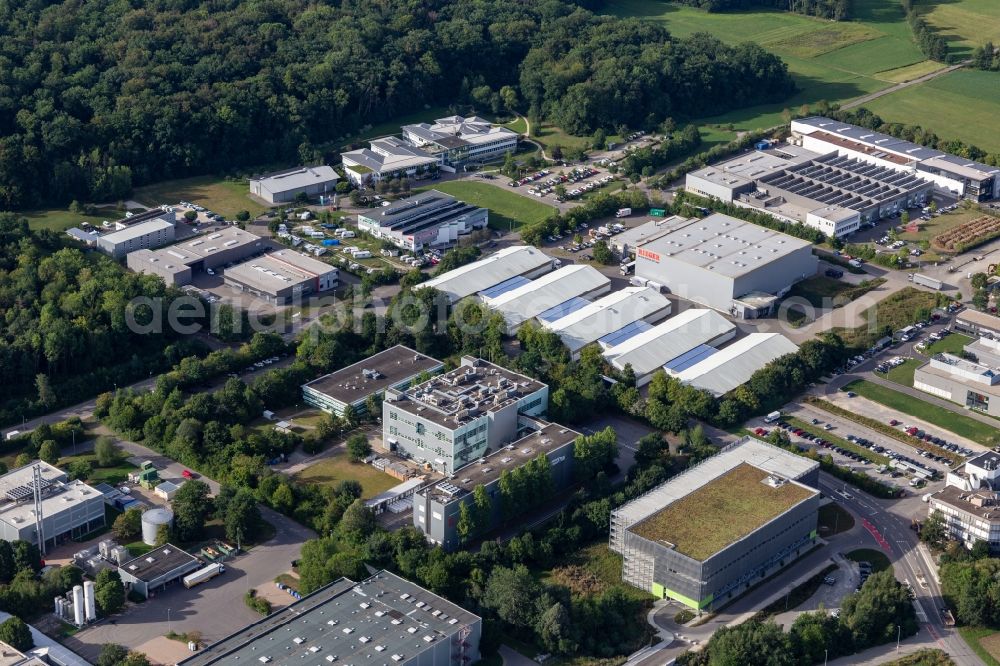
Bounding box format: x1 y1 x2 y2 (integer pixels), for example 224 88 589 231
612 436 818 532
484 264 610 331
419 245 553 302
251 166 338 194
603 308 736 377
672 332 798 396
100 217 173 243
543 287 671 354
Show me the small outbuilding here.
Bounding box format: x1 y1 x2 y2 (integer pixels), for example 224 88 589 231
118 545 201 599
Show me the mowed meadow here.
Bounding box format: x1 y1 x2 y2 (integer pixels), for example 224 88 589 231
604 0 943 129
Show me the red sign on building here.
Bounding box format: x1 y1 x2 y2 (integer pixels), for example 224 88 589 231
638 248 661 263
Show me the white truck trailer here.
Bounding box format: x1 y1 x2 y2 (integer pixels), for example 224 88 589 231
183 563 224 589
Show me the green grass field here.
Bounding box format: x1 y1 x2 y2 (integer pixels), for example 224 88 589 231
420 181 556 230
897 206 987 244
23 206 127 232
960 627 1000 666
844 380 1000 446
58 453 137 485
604 0 932 131
916 0 1000 59
876 358 922 387
864 70 1000 154
133 175 269 218
921 333 974 356
294 452 398 498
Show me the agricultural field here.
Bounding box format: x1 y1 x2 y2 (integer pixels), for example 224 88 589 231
420 180 556 230
294 452 398 498
604 0 933 131
133 175 269 218
915 0 1000 59
897 206 986 245
931 214 1000 254
865 70 1000 154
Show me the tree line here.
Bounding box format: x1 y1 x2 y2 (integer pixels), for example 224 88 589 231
660 0 850 20
0 0 796 209
901 0 950 63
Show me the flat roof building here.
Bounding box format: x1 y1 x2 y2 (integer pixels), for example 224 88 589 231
482 264 612 334
792 117 1000 201
611 436 819 610
96 217 175 259
303 346 444 417
126 228 267 286
669 332 798 397
341 137 439 188
413 418 580 550
0 462 105 551
250 166 339 204
418 245 556 304
634 213 818 318
542 287 672 359
224 250 338 304
602 309 737 387
955 309 1000 338
117 544 201 598
383 356 548 475
179 570 481 666
931 452 1000 552
914 352 1000 417
612 216 694 255
357 191 488 251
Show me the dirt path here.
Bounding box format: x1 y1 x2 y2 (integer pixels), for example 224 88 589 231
841 61 968 110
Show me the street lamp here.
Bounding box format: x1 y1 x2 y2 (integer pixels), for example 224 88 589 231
896 624 901 653
824 649 828 666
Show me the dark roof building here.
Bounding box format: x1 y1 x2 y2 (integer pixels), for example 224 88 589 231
117 544 200 598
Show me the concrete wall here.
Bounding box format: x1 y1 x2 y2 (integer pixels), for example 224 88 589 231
636 255 736 312
733 244 818 301
685 173 753 202
914 367 1000 417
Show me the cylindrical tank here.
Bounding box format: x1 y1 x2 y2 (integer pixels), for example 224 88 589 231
54 597 61 618
83 580 96 622
141 507 174 546
72 585 84 626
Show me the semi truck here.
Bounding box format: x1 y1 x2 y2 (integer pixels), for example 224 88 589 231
909 273 943 290
183 563 225 589
615 208 631 218
620 261 635 276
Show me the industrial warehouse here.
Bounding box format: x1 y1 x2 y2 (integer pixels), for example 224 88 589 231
686 146 933 237
611 437 820 610
117 544 201 598
792 117 1000 201
632 213 817 318
302 345 444 417
223 249 338 304
668 332 799 397
914 349 1000 417
412 418 580 550
357 190 489 251
383 356 548 475
249 165 339 204
179 570 481 666
95 209 178 259
542 286 672 359
126 228 268 286
418 245 556 303
0 462 105 550
481 264 611 334
601 309 737 387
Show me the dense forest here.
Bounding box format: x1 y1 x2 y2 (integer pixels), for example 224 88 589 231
0 0 794 208
0 215 206 426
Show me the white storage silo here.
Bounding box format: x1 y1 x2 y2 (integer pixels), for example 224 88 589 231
72 585 84 626
83 580 96 622
141 507 174 546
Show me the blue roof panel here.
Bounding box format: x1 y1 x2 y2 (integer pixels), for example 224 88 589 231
663 344 719 373
599 320 653 348
478 275 531 299
538 297 591 323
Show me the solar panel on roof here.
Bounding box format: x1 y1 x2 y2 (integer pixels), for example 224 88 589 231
537 296 590 322
599 320 653 348
663 344 719 373
478 275 531 299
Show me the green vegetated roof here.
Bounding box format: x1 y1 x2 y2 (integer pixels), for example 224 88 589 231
630 463 815 561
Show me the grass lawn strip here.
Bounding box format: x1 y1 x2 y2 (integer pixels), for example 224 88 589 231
960 627 1000 666
804 396 961 463
921 333 974 356
630 463 815 561
785 416 889 465
133 175 268 218
875 358 922 387
844 380 1000 448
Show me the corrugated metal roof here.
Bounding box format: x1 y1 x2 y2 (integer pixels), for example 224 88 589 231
420 245 553 302
544 287 671 353
663 344 718 373
673 333 798 396
599 320 654 348
537 296 591 323
478 275 532 299
603 309 736 377
485 265 610 331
